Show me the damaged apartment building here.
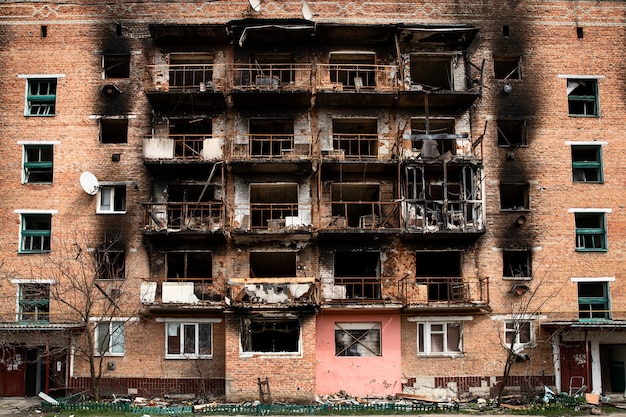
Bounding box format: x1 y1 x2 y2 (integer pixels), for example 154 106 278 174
1 0 626 405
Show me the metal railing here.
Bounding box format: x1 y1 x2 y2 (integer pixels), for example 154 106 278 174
249 203 299 231
145 64 222 92
324 201 401 229
231 134 311 160
403 200 484 233
228 280 317 306
399 276 489 306
317 64 399 91
141 202 224 232
232 64 312 90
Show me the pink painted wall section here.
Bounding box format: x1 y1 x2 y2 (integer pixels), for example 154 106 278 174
315 312 402 397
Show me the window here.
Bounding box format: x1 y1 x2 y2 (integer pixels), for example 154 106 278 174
23 145 53 183
497 119 527 147
97 185 126 214
567 78 599 116
504 320 533 351
410 55 453 90
18 283 50 322
95 321 125 355
334 252 381 300
572 145 603 183
415 251 463 302
20 214 51 253
494 56 522 80
103 54 130 79
418 322 462 356
335 322 381 357
26 79 57 116
166 322 212 359
500 183 530 210
100 118 128 144
96 250 125 280
503 249 532 279
249 183 298 230
241 317 300 354
578 281 610 320
575 212 607 251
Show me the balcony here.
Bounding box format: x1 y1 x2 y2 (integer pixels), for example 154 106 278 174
229 134 312 174
230 63 312 108
227 277 317 308
141 202 225 237
144 134 222 166
144 64 226 112
140 281 223 312
316 63 398 107
400 276 490 313
403 201 484 236
321 277 402 308
319 201 401 240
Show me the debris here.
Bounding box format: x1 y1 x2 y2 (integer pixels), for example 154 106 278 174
585 393 600 405
501 403 526 410
38 392 59 405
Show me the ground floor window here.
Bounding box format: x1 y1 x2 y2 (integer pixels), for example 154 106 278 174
95 321 125 356
335 322 381 357
166 322 212 358
418 322 462 356
241 317 300 354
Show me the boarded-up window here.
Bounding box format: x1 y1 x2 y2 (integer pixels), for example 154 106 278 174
335 322 381 357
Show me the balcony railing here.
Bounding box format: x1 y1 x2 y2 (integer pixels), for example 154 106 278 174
145 64 224 92
144 135 222 161
249 203 300 231
321 277 402 305
141 202 224 233
323 201 401 230
403 134 482 160
400 276 489 306
403 201 484 233
232 64 312 90
317 64 399 91
228 278 317 306
140 280 222 306
231 134 312 160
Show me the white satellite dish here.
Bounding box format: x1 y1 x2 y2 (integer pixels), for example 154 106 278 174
80 171 100 196
302 0 313 20
249 0 262 12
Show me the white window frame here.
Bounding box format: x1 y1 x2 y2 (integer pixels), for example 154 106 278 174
164 322 213 359
94 321 126 356
96 184 127 214
417 321 463 357
504 320 534 353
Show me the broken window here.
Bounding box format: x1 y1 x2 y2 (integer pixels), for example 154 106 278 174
497 119 527 147
166 322 212 358
334 252 381 300
411 118 457 156
250 252 296 278
18 283 50 322
96 250 126 280
241 317 300 353
23 144 53 184
331 183 380 228
20 214 51 253
578 281 610 320
26 78 56 116
415 251 463 302
575 212 607 251
167 252 212 282
504 320 532 349
100 118 128 144
250 183 298 230
572 145 603 183
418 322 462 356
335 322 381 357
332 118 378 158
567 78 599 117
97 185 126 214
329 52 376 89
95 321 125 355
410 55 453 90
503 249 532 279
103 54 130 79
169 118 211 159
169 53 213 89
249 118 294 157
494 55 522 80
499 183 530 211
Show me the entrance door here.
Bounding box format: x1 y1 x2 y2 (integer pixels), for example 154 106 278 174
0 348 26 396
560 342 589 394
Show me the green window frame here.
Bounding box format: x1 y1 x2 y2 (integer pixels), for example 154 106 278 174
26 79 57 116
18 283 50 323
575 212 607 251
23 145 53 184
572 145 603 183
578 281 610 320
20 214 51 253
567 78 598 117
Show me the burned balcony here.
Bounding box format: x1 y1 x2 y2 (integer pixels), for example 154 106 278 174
320 118 398 163
144 134 222 162
404 118 479 160
400 276 489 313
141 202 225 235
402 164 484 236
140 281 223 311
144 62 226 112
230 62 312 107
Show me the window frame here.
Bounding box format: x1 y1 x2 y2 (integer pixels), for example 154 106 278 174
25 78 57 116
574 212 607 252
96 184 127 214
96 249 126 280
504 320 534 352
95 321 126 356
240 317 301 356
577 281 611 321
23 144 54 184
100 118 129 144
165 322 213 359
493 55 522 80
417 321 463 357
496 119 527 147
18 282 50 323
103 54 131 79
334 322 382 357
19 213 52 253
567 78 599 117
571 144 603 184
502 249 532 280
499 183 530 211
